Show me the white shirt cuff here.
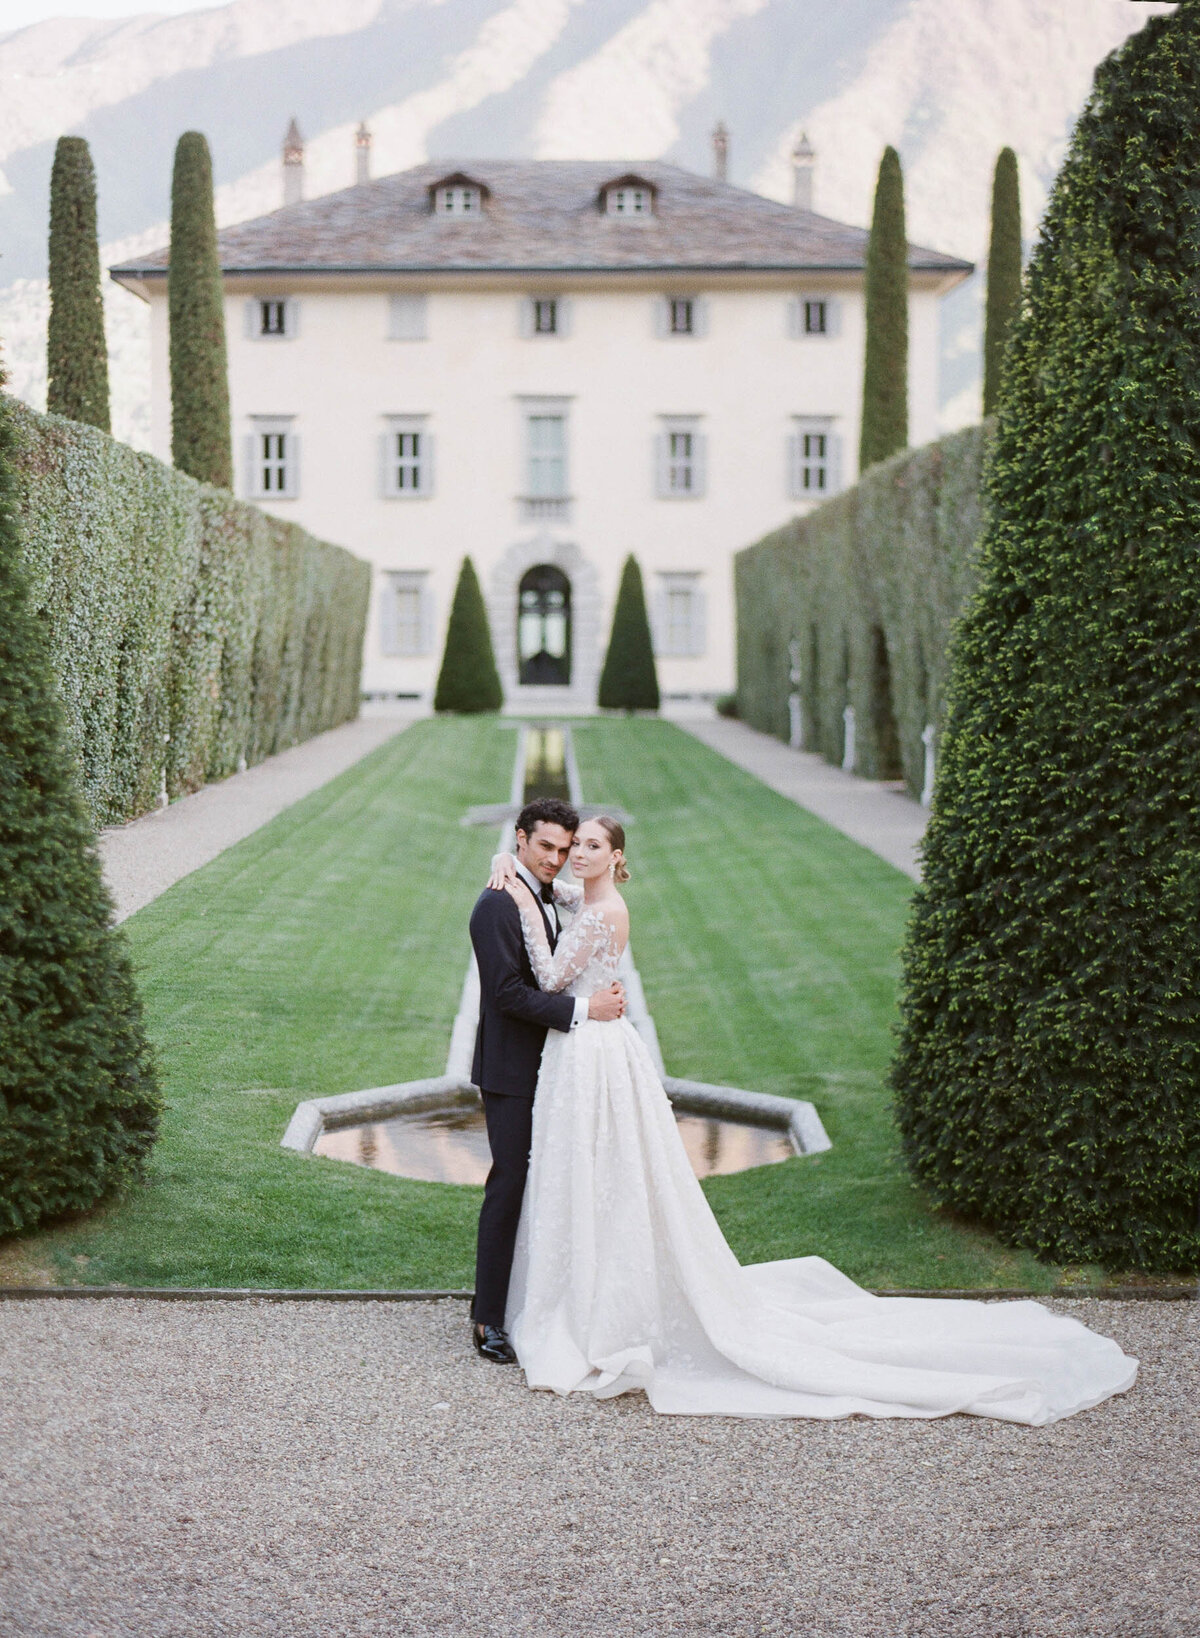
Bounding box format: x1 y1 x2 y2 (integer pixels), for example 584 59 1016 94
570 997 588 1030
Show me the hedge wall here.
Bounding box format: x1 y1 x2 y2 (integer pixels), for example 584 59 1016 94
734 422 991 797
7 398 370 827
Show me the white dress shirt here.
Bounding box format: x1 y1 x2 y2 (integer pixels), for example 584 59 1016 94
513 860 588 1030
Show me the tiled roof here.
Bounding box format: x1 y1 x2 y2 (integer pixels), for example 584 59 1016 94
110 160 972 280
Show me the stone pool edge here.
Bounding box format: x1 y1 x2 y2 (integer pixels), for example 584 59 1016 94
280 1075 832 1161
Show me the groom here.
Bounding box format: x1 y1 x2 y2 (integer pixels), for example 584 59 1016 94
468 796 625 1363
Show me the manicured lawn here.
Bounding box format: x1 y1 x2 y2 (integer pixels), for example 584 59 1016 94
6 715 1080 1291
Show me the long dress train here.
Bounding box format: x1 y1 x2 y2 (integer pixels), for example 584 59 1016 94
505 892 1138 1423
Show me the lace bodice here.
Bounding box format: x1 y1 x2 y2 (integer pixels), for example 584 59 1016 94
516 887 625 999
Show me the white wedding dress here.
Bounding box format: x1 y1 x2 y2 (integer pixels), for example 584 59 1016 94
505 889 1138 1423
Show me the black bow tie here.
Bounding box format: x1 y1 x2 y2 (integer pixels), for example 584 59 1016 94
539 884 555 905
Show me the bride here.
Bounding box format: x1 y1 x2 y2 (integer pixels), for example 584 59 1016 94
487 818 1137 1424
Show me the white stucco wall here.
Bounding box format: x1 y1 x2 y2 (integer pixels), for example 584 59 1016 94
140 272 952 703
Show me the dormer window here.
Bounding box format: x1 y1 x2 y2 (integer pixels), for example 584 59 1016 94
609 187 649 216
429 173 489 216
438 185 481 215
599 174 657 218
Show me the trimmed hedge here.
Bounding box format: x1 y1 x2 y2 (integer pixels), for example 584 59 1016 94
859 147 909 473
734 423 989 796
0 380 160 1234
169 132 233 490
7 397 369 827
892 1 1200 1272
433 556 503 713
598 554 660 712
47 136 110 433
983 148 1022 419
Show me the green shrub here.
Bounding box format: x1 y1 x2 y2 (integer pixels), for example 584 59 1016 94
47 137 110 433
433 556 503 713
598 555 660 712
7 397 369 827
983 148 1022 418
169 132 232 489
859 147 909 474
735 424 989 794
0 382 160 1234
892 2 1200 1271
714 692 739 719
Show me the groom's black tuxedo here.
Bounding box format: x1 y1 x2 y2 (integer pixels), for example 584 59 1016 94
469 885 576 1327
469 887 574 1097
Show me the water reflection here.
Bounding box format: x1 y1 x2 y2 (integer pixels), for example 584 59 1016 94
314 1106 792 1183
523 725 571 803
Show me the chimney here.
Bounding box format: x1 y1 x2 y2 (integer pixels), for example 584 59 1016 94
712 121 729 184
355 120 372 186
282 117 304 206
792 131 815 212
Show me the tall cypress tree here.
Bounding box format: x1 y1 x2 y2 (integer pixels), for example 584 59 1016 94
46 136 110 432
983 147 1023 418
598 555 659 712
0 375 160 1233
168 131 232 489
433 557 503 713
859 146 909 474
891 1 1200 1271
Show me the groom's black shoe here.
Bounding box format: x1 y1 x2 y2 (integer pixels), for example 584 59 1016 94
472 1321 517 1365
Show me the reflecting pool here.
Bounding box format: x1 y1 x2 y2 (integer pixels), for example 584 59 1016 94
314 1104 793 1183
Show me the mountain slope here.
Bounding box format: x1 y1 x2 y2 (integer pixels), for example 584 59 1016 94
0 0 1175 445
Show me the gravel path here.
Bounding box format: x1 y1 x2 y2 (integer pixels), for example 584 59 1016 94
2 1296 1195 1637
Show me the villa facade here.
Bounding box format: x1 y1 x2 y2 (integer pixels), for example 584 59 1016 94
112 140 971 707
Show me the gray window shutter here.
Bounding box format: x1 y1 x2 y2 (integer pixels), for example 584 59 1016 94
692 432 708 498
786 297 803 340
285 298 300 338
244 299 259 340
419 582 436 655
557 297 572 337
420 432 435 496
519 298 534 338
651 586 668 655
825 297 843 339
828 431 844 495
379 431 394 498
379 577 398 656
786 430 801 499
690 586 708 656
243 433 258 497
692 297 709 337
654 432 669 496
653 298 669 338
284 433 300 499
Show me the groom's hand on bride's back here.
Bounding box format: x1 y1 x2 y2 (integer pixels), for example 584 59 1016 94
588 983 625 1022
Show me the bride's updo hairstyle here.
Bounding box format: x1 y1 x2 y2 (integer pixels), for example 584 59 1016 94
593 815 630 883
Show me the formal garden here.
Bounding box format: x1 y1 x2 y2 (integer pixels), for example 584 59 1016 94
3 3 1200 1298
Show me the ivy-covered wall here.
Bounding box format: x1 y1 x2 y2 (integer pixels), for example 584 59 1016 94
735 422 991 797
8 398 370 827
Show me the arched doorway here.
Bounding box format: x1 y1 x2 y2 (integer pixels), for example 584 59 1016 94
518 565 571 685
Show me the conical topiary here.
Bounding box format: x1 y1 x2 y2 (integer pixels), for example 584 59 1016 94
47 136 111 432
891 1 1200 1272
598 555 659 712
859 146 908 474
168 131 232 488
983 147 1022 418
0 375 160 1233
433 556 503 713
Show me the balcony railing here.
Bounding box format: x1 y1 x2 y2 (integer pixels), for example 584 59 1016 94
519 495 572 521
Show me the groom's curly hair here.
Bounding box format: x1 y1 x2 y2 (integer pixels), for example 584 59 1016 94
516 797 579 837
